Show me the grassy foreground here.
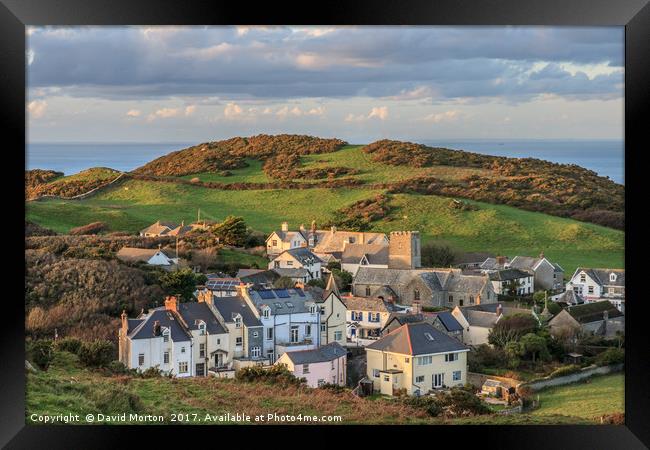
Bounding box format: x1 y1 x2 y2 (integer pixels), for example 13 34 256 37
27 352 615 425
26 177 623 273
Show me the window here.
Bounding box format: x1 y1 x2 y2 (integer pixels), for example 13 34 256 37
179 362 188 373
469 295 474 304
331 360 336 370
291 326 299 343
263 308 270 319
303 364 310 374
415 375 425 383
352 311 363 321
181 347 186 353
236 337 243 346
365 286 371 296
138 354 145 366
405 357 410 363
253 331 259 338
372 369 380 378
198 322 206 336
310 304 317 314
251 346 261 358
334 331 342 341
610 273 617 282
414 289 420 301
163 352 169 364
272 240 277 246
266 327 274 340
448 295 453 304
320 306 325 315
417 356 432 365
235 316 242 328
580 273 586 283
321 324 327 332
305 324 312 337
445 353 459 362
588 286 594 294
453 371 462 381
287 260 293 266
274 261 280 268
163 330 169 343
433 373 444 388
199 343 205 358
217 338 220 345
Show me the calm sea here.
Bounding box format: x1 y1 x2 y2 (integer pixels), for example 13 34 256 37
26 139 625 184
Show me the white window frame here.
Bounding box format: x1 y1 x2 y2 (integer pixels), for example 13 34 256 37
138 353 145 366
266 327 274 340
303 364 310 374
290 326 299 343
179 361 188 373
433 373 444 388
453 370 462 382
251 346 261 358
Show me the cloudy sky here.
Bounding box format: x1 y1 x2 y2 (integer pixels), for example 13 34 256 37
27 26 624 143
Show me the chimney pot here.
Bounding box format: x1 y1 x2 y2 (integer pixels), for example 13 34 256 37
164 295 178 312
281 221 289 232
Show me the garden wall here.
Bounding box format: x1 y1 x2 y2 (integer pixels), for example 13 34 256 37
521 363 623 392
467 372 522 390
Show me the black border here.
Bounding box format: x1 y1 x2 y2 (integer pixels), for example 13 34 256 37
2 0 649 447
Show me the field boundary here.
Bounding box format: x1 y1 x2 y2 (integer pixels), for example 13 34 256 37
520 363 623 392
29 172 129 202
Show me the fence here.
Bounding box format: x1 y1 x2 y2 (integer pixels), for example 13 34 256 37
497 404 523 415
520 363 623 392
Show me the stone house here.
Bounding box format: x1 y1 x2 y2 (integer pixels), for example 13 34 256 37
508 254 564 291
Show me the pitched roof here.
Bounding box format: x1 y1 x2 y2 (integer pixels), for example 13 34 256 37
555 289 584 305
269 230 308 244
342 296 404 313
237 268 265 278
488 268 532 281
248 288 316 315
508 255 541 270
279 247 322 265
283 342 347 365
575 268 625 287
366 322 468 356
311 229 387 254
272 267 310 278
177 302 227 335
341 244 389 265
323 273 340 299
116 247 172 263
129 308 191 341
480 257 510 271
239 269 279 286
435 311 464 332
454 252 495 265
567 301 623 324
211 296 263 327
465 310 500 328
139 221 178 236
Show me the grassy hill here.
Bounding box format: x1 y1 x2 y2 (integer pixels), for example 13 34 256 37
26 177 623 273
27 351 611 425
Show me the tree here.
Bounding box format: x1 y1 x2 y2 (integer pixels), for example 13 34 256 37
487 314 539 347
331 268 353 291
27 339 54 370
519 333 549 364
212 216 248 247
504 341 522 369
421 243 457 267
505 279 522 296
307 278 326 289
158 268 207 301
273 276 295 289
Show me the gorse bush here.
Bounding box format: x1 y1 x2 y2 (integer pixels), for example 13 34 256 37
54 337 82 355
403 386 490 417
548 365 582 378
78 340 115 368
27 339 54 370
595 348 625 366
236 364 305 387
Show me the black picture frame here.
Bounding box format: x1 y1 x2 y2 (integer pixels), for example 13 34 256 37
2 0 648 447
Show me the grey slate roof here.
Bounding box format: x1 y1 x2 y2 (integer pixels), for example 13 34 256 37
508 255 540 271
556 289 584 305
567 301 623 323
488 268 532 281
212 296 263 327
343 296 404 313
239 269 279 286
576 268 625 287
248 288 316 315
454 252 495 265
177 302 227 335
282 247 322 265
435 311 464 332
465 310 500 328
283 342 347 365
272 268 310 278
341 244 389 265
129 308 191 341
366 322 469 356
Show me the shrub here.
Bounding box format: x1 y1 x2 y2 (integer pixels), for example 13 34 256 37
91 386 144 414
27 339 54 370
548 364 582 378
468 344 507 372
595 348 624 366
236 364 305 387
488 314 539 348
140 366 165 378
421 242 457 267
55 337 82 355
69 221 108 235
107 360 129 375
274 276 296 289
78 340 115 368
402 396 443 417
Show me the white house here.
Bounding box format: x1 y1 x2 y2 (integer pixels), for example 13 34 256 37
116 246 178 267
566 268 625 312
118 296 229 377
241 286 321 362
268 247 323 282
266 222 309 258
487 268 534 296
275 342 347 388
343 296 407 346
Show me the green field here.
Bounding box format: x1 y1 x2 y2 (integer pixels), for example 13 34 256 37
26 174 623 274
531 374 624 419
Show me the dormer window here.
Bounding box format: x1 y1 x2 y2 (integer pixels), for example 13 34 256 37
610 273 617 282
162 328 170 342
310 304 317 314
424 333 434 341
262 307 270 319
234 316 242 328
198 321 206 336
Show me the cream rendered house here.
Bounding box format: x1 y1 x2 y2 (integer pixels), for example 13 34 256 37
316 274 348 347
365 322 469 396
275 342 347 388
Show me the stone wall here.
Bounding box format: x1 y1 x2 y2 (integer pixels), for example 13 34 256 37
467 372 522 390
521 363 623 392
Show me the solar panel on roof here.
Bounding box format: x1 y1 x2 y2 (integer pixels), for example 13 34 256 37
275 289 290 298
295 289 306 297
258 290 276 300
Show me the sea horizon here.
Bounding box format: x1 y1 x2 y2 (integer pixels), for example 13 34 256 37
26 138 625 184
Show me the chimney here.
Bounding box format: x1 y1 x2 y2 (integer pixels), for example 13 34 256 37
496 303 503 316
300 224 305 232
476 294 481 305
497 256 506 266
121 310 128 332
412 301 421 314
164 295 178 312
359 233 365 245
539 251 545 259
281 221 289 232
311 220 317 232
295 281 305 290
153 320 161 336
603 310 609 321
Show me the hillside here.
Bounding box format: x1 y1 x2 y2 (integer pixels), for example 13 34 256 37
26 351 602 425
26 167 123 200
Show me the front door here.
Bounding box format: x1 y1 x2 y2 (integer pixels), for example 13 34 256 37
196 363 205 377
214 353 223 368
433 373 444 389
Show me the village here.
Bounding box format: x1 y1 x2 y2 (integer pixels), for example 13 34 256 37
117 219 625 410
